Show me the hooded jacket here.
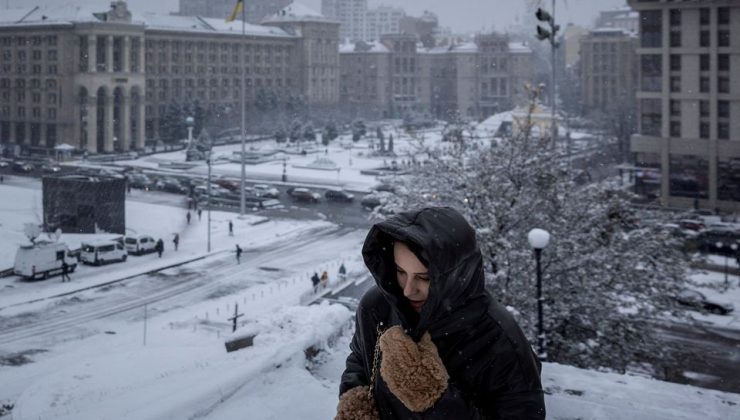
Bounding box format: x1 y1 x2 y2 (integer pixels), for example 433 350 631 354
340 207 546 419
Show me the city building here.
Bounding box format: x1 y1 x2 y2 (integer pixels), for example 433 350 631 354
42 175 126 234
562 24 588 70
364 6 405 42
579 28 638 110
627 0 740 211
321 0 367 41
399 11 439 47
595 7 639 34
0 1 339 154
176 0 293 24
339 33 533 120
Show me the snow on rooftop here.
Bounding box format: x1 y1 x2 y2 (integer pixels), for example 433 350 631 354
262 1 335 24
508 41 531 53
137 13 293 38
339 41 390 54
0 5 98 26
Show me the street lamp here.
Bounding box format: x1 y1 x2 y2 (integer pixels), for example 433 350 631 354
206 151 212 253
535 2 560 149
528 228 551 360
185 116 195 149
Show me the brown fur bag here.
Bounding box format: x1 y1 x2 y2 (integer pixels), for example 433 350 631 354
378 326 449 412
335 386 380 420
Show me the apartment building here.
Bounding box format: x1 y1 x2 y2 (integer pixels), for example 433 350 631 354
0 1 339 154
627 0 740 211
580 28 638 110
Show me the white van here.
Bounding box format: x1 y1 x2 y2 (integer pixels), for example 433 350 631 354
123 235 157 255
14 240 78 280
80 240 128 265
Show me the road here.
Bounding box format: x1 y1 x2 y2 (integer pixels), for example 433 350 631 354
0 226 364 352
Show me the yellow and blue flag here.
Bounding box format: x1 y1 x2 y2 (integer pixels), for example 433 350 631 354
226 0 244 23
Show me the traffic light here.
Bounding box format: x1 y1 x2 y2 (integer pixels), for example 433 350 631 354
536 25 551 41
536 8 552 23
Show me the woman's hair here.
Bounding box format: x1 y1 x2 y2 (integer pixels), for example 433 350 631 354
389 238 429 268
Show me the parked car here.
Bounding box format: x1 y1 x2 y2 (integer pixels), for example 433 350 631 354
214 178 240 192
127 173 154 190
677 289 734 315
677 219 705 232
325 189 355 203
694 228 740 255
13 240 78 280
12 161 34 173
0 159 10 168
156 178 188 194
80 240 128 265
286 187 321 203
194 184 229 197
253 184 280 198
123 235 157 255
374 183 396 193
40 163 62 173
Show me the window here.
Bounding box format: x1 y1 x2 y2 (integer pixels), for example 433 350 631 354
718 100 729 118
671 54 681 71
700 77 710 93
670 31 681 47
718 123 729 140
700 54 709 71
670 121 681 138
718 30 730 47
718 54 729 71
670 100 680 117
640 10 662 48
670 9 681 26
670 76 681 93
718 76 729 93
640 98 661 136
700 100 709 117
700 8 710 25
700 30 710 47
718 7 730 25
641 55 662 92
700 122 709 139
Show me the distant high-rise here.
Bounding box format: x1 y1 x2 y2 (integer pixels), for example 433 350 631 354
322 0 367 41
177 0 292 24
627 0 740 211
579 28 637 111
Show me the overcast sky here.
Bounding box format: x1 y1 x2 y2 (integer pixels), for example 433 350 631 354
4 0 629 32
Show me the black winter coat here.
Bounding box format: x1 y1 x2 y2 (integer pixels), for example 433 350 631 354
340 207 546 419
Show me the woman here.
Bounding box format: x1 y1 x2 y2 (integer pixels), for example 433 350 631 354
336 207 545 419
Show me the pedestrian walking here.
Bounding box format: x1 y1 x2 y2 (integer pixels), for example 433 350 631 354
155 238 164 258
0 175 4 184
173 233 179 251
320 271 329 289
198 209 202 221
186 211 191 225
61 260 71 282
338 263 347 282
229 220 234 236
127 183 132 194
236 244 242 264
311 272 320 293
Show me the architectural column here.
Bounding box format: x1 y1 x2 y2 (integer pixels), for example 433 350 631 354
136 98 145 149
123 36 131 73
106 35 114 73
104 95 114 152
120 94 131 151
72 99 81 150
86 97 98 154
138 37 145 74
88 35 97 73
8 120 16 145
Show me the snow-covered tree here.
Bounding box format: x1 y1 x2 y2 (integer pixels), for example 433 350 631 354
378 87 693 376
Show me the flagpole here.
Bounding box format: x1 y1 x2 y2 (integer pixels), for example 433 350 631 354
239 1 247 216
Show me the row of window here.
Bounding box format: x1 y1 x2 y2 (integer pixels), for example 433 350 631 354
0 78 57 89
0 106 57 119
670 7 731 27
670 54 731 72
0 90 57 104
0 49 58 61
642 98 733 139
0 36 57 47
0 64 57 75
0 122 58 146
642 7 733 48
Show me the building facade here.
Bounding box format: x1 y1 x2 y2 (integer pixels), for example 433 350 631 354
43 175 126 234
321 0 367 41
364 6 405 43
0 1 339 154
339 33 533 120
627 0 740 211
595 7 639 34
177 0 293 24
580 28 638 110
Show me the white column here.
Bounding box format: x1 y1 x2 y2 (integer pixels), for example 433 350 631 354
120 94 131 151
106 35 114 73
136 96 145 149
88 35 97 73
139 37 146 74
123 36 131 73
87 96 98 153
104 95 114 152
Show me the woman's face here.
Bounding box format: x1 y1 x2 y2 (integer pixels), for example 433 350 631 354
394 242 430 313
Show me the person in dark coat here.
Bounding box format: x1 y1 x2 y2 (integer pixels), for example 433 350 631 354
198 209 202 221
61 260 71 282
311 272 320 293
336 207 545 419
186 211 191 225
173 233 179 251
155 238 164 258
235 244 242 264
229 220 234 236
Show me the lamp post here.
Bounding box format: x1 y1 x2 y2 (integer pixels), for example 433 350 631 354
185 116 194 149
535 1 560 149
528 228 551 360
206 151 212 253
